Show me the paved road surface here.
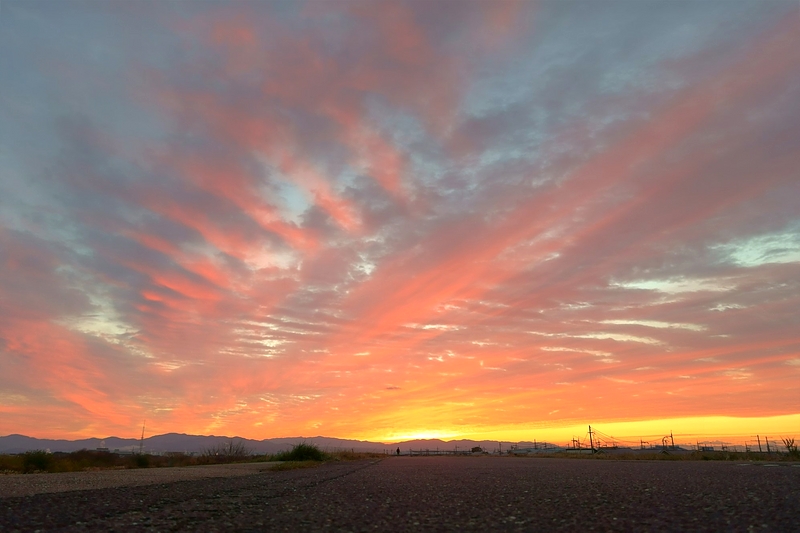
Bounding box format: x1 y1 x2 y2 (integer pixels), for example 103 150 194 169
2 457 799 531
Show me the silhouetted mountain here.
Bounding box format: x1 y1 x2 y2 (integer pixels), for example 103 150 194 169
0 433 551 455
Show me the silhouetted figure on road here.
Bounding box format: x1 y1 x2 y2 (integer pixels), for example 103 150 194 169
396 447 401 456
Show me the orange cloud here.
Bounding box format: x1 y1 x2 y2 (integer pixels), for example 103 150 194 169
3 2 798 444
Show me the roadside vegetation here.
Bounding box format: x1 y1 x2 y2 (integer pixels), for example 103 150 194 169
199 440 253 464
267 442 383 470
782 437 799 459
3 441 797 474
271 442 327 461
511 447 800 462
0 441 383 474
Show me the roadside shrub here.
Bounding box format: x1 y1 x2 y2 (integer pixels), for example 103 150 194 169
22 450 54 473
199 440 252 464
273 442 327 462
329 450 384 461
0 454 23 473
66 449 120 471
161 452 195 467
130 454 150 468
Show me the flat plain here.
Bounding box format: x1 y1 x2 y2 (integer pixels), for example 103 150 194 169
2 456 799 531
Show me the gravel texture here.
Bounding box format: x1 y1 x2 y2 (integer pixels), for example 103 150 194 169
2 457 799 532
0 462 277 498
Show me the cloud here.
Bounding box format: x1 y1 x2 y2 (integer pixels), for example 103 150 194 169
0 0 798 440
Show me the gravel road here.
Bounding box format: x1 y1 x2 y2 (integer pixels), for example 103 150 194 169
2 456 799 532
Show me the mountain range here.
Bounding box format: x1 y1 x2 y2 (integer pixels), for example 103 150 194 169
0 433 544 455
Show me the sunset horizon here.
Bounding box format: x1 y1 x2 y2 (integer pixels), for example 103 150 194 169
2 1 799 448
7 414 800 449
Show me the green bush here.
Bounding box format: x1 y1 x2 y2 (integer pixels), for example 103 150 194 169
273 442 327 462
22 450 54 473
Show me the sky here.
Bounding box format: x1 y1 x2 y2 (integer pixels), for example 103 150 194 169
1 0 799 445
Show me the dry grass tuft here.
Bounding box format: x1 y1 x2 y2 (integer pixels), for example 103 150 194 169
328 450 385 461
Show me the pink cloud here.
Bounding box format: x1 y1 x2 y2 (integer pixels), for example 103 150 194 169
2 2 798 442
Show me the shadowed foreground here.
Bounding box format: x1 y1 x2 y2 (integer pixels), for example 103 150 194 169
2 457 799 531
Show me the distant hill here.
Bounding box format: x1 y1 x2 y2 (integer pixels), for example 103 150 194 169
0 433 547 455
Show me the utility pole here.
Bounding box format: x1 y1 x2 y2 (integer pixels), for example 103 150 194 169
139 420 146 455
670 431 675 450
588 425 595 452
757 435 762 453
766 437 771 453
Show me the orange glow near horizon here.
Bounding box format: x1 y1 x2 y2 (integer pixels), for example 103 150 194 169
6 413 799 448
1 3 800 445
373 415 800 446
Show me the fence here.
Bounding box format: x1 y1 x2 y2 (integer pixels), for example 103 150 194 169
564 426 798 455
